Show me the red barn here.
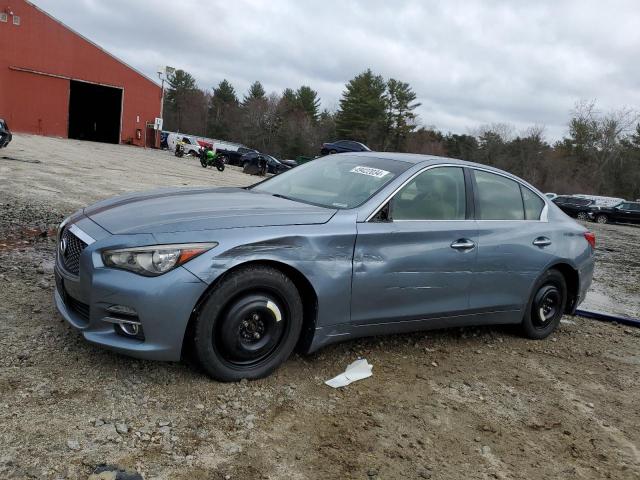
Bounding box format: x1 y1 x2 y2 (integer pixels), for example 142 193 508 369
0 0 161 146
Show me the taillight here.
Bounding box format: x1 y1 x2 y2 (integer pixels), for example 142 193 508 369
584 231 596 249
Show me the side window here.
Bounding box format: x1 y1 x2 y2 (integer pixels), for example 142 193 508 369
473 170 524 220
391 167 466 220
521 186 545 220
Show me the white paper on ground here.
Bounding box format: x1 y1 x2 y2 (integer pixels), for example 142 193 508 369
325 359 373 388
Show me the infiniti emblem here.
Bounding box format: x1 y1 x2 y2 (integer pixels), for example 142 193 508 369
59 236 68 256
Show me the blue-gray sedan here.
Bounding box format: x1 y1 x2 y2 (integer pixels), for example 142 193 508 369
54 153 595 381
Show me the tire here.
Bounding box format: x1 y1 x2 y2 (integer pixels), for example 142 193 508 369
243 161 249 170
193 266 303 381
520 269 567 340
596 214 608 224
576 211 589 221
216 163 225 172
200 159 208 168
329 149 337 154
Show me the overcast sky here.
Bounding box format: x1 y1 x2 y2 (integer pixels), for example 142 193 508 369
33 0 640 141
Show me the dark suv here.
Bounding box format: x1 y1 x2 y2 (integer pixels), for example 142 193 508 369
590 201 640 224
552 196 594 220
320 140 371 155
0 119 12 148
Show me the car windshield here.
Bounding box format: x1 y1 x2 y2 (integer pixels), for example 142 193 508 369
252 155 410 208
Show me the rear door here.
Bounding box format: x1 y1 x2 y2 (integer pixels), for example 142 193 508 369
470 169 556 314
351 166 478 325
615 202 637 223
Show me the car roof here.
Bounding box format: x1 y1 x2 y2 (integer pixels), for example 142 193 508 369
346 151 501 169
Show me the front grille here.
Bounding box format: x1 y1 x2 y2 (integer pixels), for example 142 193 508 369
59 227 87 275
66 295 90 322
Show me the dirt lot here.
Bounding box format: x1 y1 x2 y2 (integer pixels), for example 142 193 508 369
1 135 639 480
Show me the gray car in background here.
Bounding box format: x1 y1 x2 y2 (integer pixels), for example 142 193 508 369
54 153 595 381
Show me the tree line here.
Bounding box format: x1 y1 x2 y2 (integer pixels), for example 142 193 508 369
163 70 640 200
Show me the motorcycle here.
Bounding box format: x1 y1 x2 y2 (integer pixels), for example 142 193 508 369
199 147 225 172
174 142 185 158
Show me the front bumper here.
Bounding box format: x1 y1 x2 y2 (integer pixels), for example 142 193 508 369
54 221 209 361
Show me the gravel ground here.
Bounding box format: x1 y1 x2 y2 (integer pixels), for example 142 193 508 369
1 135 639 480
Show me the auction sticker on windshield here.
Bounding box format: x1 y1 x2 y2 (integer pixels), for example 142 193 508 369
350 166 390 178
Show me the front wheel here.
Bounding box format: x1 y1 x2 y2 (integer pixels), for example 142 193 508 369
520 269 566 340
193 266 303 381
577 211 589 221
200 159 208 168
596 214 608 224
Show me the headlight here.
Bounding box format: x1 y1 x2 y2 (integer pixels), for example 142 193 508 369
102 243 217 276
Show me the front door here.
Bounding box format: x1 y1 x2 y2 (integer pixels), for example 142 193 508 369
351 166 477 325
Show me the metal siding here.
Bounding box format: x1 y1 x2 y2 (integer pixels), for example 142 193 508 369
0 0 161 145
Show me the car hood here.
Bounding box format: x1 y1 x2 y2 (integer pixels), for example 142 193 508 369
84 187 337 234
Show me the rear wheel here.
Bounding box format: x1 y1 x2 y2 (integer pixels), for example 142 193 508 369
329 149 337 154
596 214 608 224
520 269 566 339
193 266 303 381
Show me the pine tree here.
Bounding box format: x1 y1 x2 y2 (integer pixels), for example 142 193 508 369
385 78 421 151
207 79 240 139
243 81 266 104
213 79 238 104
296 86 320 121
165 69 198 131
335 69 387 146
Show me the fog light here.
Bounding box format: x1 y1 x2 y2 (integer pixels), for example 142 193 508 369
107 304 138 317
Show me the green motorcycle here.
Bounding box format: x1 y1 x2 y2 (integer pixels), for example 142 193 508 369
200 148 225 172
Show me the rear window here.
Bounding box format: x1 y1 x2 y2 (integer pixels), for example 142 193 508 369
521 186 545 220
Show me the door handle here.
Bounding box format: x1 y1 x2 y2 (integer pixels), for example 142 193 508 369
450 239 475 250
533 237 552 247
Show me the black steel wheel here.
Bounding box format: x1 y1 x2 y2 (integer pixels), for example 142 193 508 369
215 293 286 366
520 269 566 339
193 265 303 381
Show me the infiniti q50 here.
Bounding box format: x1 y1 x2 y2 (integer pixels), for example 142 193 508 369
54 153 595 381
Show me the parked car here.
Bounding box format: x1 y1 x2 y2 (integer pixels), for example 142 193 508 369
573 194 625 208
217 146 258 166
54 153 595 381
552 196 594 220
589 201 640 224
280 159 299 168
321 140 371 155
241 152 292 175
167 133 202 156
0 118 12 148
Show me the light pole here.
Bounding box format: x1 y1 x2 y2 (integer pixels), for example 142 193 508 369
156 66 173 148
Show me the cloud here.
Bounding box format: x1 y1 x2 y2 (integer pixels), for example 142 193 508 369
32 0 640 141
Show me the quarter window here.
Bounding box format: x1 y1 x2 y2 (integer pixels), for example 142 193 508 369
521 186 545 220
391 167 466 220
473 170 524 220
